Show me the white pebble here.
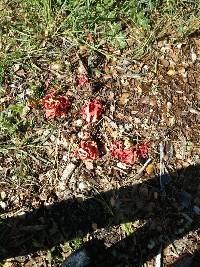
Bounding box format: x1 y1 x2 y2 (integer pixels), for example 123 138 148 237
117 162 127 170
0 201 7 209
124 123 133 131
1 191 6 200
79 181 87 191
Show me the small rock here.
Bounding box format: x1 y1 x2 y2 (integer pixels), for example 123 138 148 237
110 104 115 113
58 181 66 191
149 98 157 106
0 201 7 209
108 92 115 100
178 67 186 75
78 181 88 191
136 85 143 94
16 69 26 77
116 162 127 170
2 262 13 267
176 153 182 160
1 191 6 200
142 65 149 72
10 83 16 88
191 50 197 62
21 105 31 118
13 64 20 72
166 102 172 111
50 135 56 142
141 96 149 104
124 138 133 149
62 154 68 162
120 78 129 87
177 43 182 49
44 29 48 37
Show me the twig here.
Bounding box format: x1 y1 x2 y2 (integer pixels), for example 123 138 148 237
113 166 127 175
125 158 152 184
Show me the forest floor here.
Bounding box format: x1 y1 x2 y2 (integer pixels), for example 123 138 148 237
0 1 200 266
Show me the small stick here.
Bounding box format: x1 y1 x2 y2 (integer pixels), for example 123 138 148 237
113 166 127 175
125 158 152 183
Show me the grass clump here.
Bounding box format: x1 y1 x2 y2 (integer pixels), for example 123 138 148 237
0 0 199 67
0 103 28 140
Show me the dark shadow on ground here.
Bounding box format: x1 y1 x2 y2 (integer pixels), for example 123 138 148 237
0 164 200 266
